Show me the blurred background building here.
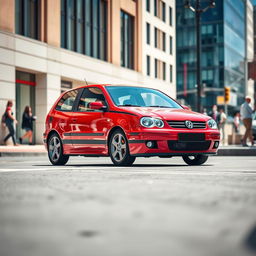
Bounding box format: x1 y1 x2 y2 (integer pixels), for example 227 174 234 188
176 0 254 113
0 0 176 144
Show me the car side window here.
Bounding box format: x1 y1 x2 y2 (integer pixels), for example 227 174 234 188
56 90 78 111
77 87 106 112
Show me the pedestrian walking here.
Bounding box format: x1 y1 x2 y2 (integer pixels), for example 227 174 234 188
208 105 220 126
240 96 254 147
19 106 36 145
219 108 227 144
3 100 17 145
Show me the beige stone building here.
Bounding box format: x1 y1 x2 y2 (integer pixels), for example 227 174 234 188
0 0 176 144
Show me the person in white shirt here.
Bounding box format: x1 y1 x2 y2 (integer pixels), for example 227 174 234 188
240 96 254 147
219 108 227 144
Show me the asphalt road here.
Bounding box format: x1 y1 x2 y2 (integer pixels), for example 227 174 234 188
0 155 256 256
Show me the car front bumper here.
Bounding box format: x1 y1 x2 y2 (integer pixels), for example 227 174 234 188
127 129 220 157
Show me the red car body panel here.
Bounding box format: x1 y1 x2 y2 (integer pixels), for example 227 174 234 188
44 84 220 157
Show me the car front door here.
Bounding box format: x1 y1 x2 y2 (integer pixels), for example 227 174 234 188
70 87 109 155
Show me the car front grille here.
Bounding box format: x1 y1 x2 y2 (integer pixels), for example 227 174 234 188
167 120 206 129
168 141 211 151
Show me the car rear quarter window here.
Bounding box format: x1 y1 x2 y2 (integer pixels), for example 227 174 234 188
56 90 78 111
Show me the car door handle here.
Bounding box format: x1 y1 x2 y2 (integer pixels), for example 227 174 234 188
71 118 77 123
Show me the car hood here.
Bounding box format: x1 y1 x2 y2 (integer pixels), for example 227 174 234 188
118 107 210 121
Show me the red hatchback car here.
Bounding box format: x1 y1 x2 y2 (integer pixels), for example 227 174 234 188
44 85 220 166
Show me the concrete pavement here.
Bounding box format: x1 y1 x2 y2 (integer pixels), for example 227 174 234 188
0 156 256 256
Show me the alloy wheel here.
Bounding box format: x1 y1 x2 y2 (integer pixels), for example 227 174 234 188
49 136 61 162
111 133 127 162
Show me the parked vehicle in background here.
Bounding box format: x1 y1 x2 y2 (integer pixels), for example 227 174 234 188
252 113 256 140
44 85 220 166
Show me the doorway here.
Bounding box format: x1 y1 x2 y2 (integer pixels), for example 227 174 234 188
16 71 36 144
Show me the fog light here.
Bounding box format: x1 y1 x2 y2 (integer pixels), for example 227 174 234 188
213 141 219 149
146 141 157 149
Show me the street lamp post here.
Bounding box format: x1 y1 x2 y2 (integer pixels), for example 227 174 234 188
184 0 215 113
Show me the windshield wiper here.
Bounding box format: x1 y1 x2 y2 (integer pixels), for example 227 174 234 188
118 104 140 107
149 105 173 108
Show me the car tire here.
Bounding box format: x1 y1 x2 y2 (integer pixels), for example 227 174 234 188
109 129 136 166
47 133 69 165
182 155 208 166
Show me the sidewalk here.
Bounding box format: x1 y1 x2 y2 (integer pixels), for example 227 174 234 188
0 144 255 157
0 145 47 157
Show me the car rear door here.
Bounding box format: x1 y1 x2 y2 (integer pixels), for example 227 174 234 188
70 87 110 155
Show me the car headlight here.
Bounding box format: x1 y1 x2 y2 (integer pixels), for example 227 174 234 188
140 117 164 128
207 119 218 129
154 119 164 128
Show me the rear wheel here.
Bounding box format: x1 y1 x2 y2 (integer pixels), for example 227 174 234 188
109 129 136 166
182 155 208 166
47 133 69 165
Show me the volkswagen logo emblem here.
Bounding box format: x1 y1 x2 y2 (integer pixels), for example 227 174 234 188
185 120 193 129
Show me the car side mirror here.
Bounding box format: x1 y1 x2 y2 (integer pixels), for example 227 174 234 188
182 105 190 110
89 102 107 110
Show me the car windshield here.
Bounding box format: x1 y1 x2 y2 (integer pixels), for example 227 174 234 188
106 86 182 109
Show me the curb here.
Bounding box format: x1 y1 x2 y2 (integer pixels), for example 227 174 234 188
217 148 256 156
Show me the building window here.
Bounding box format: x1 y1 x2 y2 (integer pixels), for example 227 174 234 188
121 11 134 69
162 2 166 22
146 0 150 12
155 59 166 80
163 32 166 51
147 55 150 76
169 36 172 54
154 0 166 22
154 27 157 48
146 23 150 45
61 80 72 94
170 65 173 82
154 27 166 51
61 0 107 61
169 7 172 26
163 62 166 80
15 0 40 40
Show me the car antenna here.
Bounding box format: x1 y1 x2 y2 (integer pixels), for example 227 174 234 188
84 78 88 85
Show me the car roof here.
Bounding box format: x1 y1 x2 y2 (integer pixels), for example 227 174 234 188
72 84 156 90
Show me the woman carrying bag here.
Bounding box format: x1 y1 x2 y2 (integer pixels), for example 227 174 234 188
3 100 18 146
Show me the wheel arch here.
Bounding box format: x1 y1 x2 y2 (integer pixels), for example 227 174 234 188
46 129 62 145
107 126 127 153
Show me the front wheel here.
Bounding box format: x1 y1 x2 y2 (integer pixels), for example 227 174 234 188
47 133 69 165
182 155 208 166
109 129 136 166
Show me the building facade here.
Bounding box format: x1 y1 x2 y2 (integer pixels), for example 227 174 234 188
0 0 176 144
176 0 249 113
142 0 175 86
246 0 254 102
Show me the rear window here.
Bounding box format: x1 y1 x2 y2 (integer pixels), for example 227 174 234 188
56 90 78 111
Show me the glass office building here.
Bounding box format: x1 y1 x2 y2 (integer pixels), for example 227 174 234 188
176 0 246 112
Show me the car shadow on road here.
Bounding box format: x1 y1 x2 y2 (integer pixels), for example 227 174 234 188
34 163 213 168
